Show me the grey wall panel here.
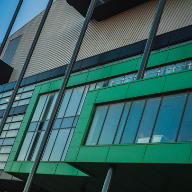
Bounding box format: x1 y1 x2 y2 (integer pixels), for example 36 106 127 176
0 0 191 82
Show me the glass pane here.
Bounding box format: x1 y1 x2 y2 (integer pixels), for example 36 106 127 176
49 129 70 161
108 79 113 86
121 100 145 144
3 138 15 145
61 128 75 161
23 85 36 92
20 91 33 99
31 131 45 161
53 119 62 129
32 94 48 122
0 131 7 138
113 77 123 85
28 122 38 132
40 93 55 121
18 99 30 106
98 103 124 145
124 74 135 83
72 117 79 127
6 130 18 137
96 81 104 89
178 93 192 141
77 86 89 115
2 91 12 97
160 64 175 75
114 102 131 144
86 105 108 145
0 154 9 161
3 124 10 130
12 115 24 122
61 117 74 128
17 132 34 160
152 93 187 143
65 87 84 117
57 89 72 118
46 92 59 120
0 146 12 153
12 102 18 107
145 68 159 78
136 97 161 143
9 122 21 130
6 117 12 123
0 104 7 110
0 163 5 169
42 130 58 161
89 83 96 90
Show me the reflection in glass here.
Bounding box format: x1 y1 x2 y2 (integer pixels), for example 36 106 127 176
42 130 58 161
136 98 161 143
86 106 108 145
178 93 192 141
114 102 131 144
98 103 124 145
152 93 186 143
49 129 70 161
121 100 145 144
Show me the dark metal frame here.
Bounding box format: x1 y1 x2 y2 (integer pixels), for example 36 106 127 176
23 0 97 191
0 0 23 56
0 0 54 144
136 0 167 80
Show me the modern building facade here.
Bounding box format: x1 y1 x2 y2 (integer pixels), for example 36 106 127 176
0 0 192 191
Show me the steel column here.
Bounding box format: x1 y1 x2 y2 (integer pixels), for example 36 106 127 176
101 165 116 192
23 0 97 191
0 0 53 143
0 0 23 56
136 0 166 80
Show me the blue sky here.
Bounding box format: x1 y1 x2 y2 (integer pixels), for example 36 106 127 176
0 0 56 43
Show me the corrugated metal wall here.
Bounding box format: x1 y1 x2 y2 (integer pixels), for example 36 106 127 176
0 0 191 82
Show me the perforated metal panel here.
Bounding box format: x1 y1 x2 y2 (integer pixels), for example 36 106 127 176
0 0 191 82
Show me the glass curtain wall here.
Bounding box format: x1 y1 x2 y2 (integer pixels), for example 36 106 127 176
17 81 108 162
86 91 192 146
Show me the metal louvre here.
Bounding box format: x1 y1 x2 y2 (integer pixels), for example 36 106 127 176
1 0 191 82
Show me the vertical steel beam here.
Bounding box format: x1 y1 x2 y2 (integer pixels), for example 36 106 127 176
23 0 97 191
0 0 23 56
0 0 53 143
101 165 116 192
136 0 166 80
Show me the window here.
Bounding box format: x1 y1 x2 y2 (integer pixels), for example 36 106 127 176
3 36 22 65
18 82 104 162
85 91 191 146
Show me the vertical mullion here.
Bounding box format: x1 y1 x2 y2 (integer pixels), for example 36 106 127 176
149 95 163 143
175 91 190 142
112 102 126 144
96 105 110 145
119 101 133 144
133 98 148 143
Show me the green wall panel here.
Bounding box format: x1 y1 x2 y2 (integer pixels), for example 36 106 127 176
37 163 57 174
86 66 112 82
4 162 13 172
109 59 138 77
163 70 192 92
79 104 94 119
49 79 62 91
96 84 129 103
70 132 84 147
19 162 33 173
65 147 80 162
55 163 78 175
126 76 166 98
83 90 98 105
67 72 88 87
106 145 146 163
11 141 20 152
143 143 191 163
10 162 22 172
39 83 51 94
8 152 17 161
15 131 25 142
75 117 90 133
76 147 109 162
147 50 169 68
167 43 192 63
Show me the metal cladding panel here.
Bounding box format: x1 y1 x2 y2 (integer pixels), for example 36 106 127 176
1 0 191 82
